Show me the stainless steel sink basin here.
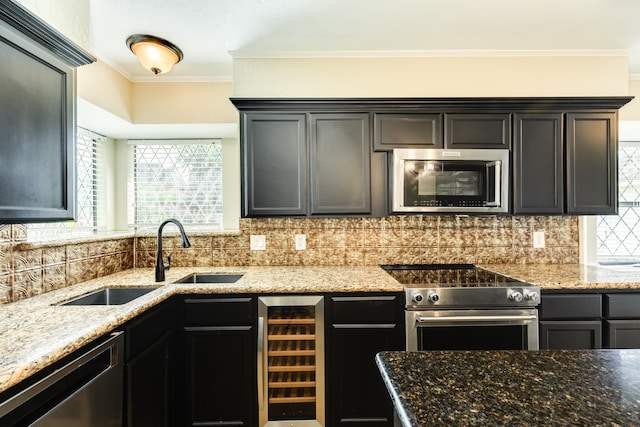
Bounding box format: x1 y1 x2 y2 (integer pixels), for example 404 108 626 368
175 273 244 284
59 287 158 306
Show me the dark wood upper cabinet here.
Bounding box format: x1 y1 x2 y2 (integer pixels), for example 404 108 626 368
0 1 94 223
445 113 511 148
373 113 443 150
566 112 618 214
513 113 564 214
309 113 371 215
232 97 632 217
241 113 308 216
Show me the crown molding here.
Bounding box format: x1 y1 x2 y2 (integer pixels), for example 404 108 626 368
0 0 95 66
229 48 630 59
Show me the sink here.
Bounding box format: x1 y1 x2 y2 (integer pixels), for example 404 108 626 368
175 273 244 284
59 287 158 306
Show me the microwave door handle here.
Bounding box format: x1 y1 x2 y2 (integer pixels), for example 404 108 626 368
485 161 501 207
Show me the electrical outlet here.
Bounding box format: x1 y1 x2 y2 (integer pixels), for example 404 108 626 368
532 231 545 249
295 234 306 250
250 235 266 250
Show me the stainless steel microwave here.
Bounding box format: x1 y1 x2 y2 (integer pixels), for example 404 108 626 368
391 148 509 213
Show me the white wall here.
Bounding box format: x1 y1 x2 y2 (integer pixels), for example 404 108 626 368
233 56 629 97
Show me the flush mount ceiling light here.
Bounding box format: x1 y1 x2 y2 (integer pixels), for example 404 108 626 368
126 34 183 75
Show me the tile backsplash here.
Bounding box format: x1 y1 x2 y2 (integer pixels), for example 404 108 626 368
0 216 578 304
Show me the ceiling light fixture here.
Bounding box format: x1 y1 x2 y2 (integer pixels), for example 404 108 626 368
126 34 183 75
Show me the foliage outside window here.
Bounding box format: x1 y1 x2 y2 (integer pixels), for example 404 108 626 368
128 140 223 232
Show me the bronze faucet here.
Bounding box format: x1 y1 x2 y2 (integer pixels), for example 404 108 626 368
155 218 191 282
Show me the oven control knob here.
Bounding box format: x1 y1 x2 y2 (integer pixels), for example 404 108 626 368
508 290 523 302
427 292 440 303
524 290 539 302
412 293 423 303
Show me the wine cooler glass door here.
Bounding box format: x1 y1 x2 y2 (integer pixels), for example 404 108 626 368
258 295 325 427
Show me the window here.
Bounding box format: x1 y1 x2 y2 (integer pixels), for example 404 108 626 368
128 140 223 232
597 141 640 261
27 128 106 241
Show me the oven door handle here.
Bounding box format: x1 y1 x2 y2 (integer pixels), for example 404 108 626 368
416 314 537 323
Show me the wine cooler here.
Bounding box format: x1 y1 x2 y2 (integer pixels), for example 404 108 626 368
258 296 325 427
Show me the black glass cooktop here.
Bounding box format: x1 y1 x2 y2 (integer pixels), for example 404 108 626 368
381 264 522 288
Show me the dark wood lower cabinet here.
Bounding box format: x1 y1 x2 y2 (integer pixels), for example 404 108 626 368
325 294 404 427
126 331 174 427
606 320 640 348
539 320 602 350
327 327 401 426
540 292 640 350
180 296 257 427
184 327 255 426
123 298 176 427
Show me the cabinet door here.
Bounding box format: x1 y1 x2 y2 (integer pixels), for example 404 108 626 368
445 113 511 148
327 327 402 427
309 113 371 215
373 113 443 150
184 327 255 427
539 320 602 349
606 320 640 349
124 299 175 427
513 113 564 214
127 332 173 427
566 112 617 214
242 113 307 216
326 294 404 427
181 296 256 427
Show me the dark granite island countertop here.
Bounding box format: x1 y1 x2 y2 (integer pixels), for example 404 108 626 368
376 350 640 426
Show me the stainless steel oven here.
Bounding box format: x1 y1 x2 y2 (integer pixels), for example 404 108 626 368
382 264 539 351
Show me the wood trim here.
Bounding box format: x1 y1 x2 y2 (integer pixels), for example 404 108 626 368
0 0 95 66
231 97 634 112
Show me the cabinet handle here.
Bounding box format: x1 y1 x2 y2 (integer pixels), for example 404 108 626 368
257 316 265 410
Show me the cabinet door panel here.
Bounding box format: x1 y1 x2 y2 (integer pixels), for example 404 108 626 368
242 113 307 216
605 293 640 319
327 328 402 427
539 294 602 319
127 332 173 427
373 113 443 150
513 113 564 214
606 320 640 349
539 320 602 349
445 113 511 148
184 327 255 426
566 112 617 214
310 113 371 214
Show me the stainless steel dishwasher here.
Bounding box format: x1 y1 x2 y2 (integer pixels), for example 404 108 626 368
0 332 124 426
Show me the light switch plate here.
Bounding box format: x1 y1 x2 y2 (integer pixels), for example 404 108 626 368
532 231 545 249
295 234 306 250
250 235 266 250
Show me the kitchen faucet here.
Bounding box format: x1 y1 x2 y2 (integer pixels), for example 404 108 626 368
155 218 191 282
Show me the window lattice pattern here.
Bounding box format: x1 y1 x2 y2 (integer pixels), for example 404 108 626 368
27 129 104 241
597 143 640 259
129 141 223 231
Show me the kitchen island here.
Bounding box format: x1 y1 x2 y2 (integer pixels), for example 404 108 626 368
376 349 640 426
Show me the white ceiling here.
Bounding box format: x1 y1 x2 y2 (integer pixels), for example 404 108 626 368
88 0 640 82
82 0 640 139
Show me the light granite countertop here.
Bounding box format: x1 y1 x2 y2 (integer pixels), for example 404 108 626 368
0 265 401 394
1 263 640 396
